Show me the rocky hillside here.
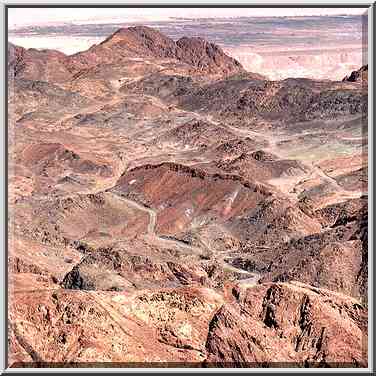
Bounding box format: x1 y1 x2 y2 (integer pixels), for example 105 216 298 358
343 65 368 83
69 26 245 76
8 42 72 83
9 26 244 84
8 26 368 368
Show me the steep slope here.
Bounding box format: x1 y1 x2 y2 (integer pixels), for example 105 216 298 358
205 282 367 367
8 282 367 366
8 25 368 368
177 77 366 124
343 65 368 83
68 26 245 76
231 197 367 299
176 36 244 75
67 26 179 73
8 26 244 92
9 287 223 365
110 162 273 236
8 42 72 83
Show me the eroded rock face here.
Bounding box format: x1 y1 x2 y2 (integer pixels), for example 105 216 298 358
8 287 223 366
61 246 210 291
178 78 366 123
343 65 368 83
8 282 367 367
176 37 244 75
232 198 367 299
68 26 244 76
111 162 273 236
8 25 368 368
205 282 367 367
8 43 72 83
106 26 180 58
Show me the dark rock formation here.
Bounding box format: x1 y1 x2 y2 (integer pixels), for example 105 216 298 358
343 65 368 83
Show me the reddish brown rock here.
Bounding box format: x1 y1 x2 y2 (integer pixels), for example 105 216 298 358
68 26 244 77
8 42 72 83
7 24 368 369
205 282 367 367
8 287 223 366
8 282 367 367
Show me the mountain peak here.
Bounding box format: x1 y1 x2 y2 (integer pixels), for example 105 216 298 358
77 26 244 76
99 25 179 58
9 26 245 81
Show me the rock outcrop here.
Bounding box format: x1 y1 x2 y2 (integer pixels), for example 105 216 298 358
8 42 72 83
343 65 368 83
8 24 368 368
205 282 367 367
68 26 245 76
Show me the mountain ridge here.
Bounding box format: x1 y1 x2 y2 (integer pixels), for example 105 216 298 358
7 23 368 368
70 25 245 76
9 26 245 82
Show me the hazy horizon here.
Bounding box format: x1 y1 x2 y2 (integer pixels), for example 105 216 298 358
8 7 368 29
8 11 367 81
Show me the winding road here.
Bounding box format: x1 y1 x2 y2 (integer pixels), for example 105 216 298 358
109 192 261 286
109 192 208 255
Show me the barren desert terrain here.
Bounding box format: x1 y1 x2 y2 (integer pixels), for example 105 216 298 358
8 24 368 368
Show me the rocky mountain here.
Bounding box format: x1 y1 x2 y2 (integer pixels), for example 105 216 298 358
205 282 367 367
343 65 368 83
8 42 72 83
175 36 244 75
9 26 244 84
7 26 368 368
69 26 245 76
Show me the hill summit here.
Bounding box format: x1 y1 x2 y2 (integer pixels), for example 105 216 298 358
69 25 245 75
